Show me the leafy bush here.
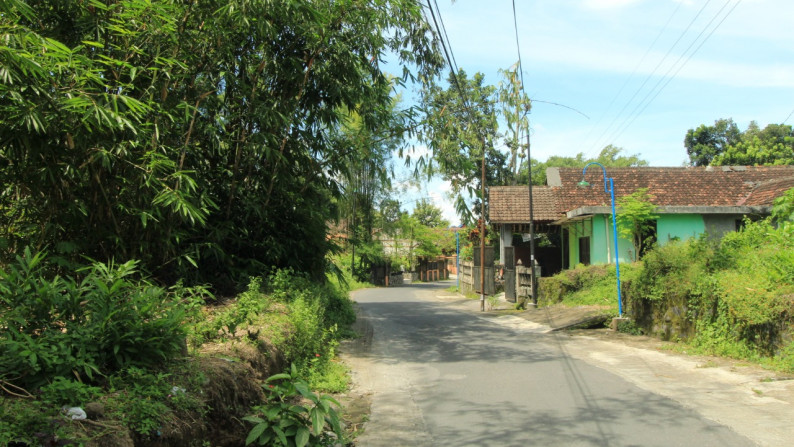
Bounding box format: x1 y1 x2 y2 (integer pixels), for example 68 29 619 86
630 239 709 303
0 398 64 447
625 220 794 365
244 365 344 447
0 248 196 388
538 263 640 309
190 276 273 345
39 377 102 407
104 365 206 438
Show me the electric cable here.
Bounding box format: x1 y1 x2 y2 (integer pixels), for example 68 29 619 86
606 0 741 146
588 0 714 153
583 0 683 157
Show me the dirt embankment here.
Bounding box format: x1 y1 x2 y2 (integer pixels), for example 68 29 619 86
63 330 284 447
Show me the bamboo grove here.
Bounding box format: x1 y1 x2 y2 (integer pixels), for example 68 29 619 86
0 0 443 291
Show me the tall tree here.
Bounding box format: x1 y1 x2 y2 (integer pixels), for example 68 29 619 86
412 199 449 228
0 0 443 290
417 69 507 224
497 62 531 184
684 118 742 166
712 122 794 166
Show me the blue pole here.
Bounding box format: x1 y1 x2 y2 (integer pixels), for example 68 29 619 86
581 162 623 317
609 178 623 317
456 230 460 290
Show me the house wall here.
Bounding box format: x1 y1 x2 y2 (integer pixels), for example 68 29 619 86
500 225 512 264
565 217 637 266
591 215 635 264
566 219 592 266
657 214 705 243
564 213 745 269
703 214 740 239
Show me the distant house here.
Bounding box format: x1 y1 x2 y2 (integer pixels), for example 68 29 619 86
490 166 794 275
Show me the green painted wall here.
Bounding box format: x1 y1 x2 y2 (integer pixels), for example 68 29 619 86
567 219 592 266
564 213 706 267
591 215 634 264
657 214 705 243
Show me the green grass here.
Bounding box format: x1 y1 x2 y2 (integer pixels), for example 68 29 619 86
308 360 350 393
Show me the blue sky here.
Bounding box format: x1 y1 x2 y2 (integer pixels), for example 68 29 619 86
394 0 794 224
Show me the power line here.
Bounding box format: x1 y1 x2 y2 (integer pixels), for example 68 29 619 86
783 108 794 124
588 0 714 153
606 0 741 146
582 0 683 158
432 0 460 77
425 0 471 112
511 0 527 95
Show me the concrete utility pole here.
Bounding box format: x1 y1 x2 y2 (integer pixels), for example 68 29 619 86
480 136 486 312
526 130 537 306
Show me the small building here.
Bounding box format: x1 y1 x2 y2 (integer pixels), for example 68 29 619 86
490 166 794 274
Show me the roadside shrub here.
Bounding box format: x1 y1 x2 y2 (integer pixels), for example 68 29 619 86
0 398 64 447
104 365 206 439
538 263 641 310
190 276 272 345
244 365 344 447
0 248 195 389
39 377 102 407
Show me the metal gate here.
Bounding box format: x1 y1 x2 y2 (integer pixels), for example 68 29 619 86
504 246 516 302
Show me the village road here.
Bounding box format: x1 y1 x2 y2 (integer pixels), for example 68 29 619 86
341 281 769 447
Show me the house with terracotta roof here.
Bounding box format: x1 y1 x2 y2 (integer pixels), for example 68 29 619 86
490 166 794 276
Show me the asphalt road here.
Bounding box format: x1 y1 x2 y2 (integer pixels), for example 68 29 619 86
344 281 756 447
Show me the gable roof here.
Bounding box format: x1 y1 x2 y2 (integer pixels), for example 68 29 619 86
549 166 794 214
489 166 794 224
489 186 558 223
739 176 794 206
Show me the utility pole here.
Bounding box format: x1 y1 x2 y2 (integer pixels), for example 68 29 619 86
350 184 356 275
526 130 537 306
480 136 486 312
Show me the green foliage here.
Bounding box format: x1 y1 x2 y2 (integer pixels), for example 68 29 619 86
616 188 659 260
412 199 449 228
418 69 507 224
191 270 356 356
189 276 273 346
106 367 174 436
626 221 794 366
0 398 65 447
0 0 443 292
630 240 708 303
772 187 794 224
39 377 102 407
307 360 350 394
0 363 207 443
685 118 742 166
244 365 344 447
104 365 207 438
497 62 531 183
0 248 195 389
538 263 641 310
616 319 644 335
689 302 758 360
326 254 371 292
529 145 648 186
686 118 794 166
713 122 794 166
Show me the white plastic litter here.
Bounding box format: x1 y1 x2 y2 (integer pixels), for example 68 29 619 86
63 406 87 420
170 386 186 395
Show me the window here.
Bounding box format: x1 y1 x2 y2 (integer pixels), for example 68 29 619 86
578 236 591 266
